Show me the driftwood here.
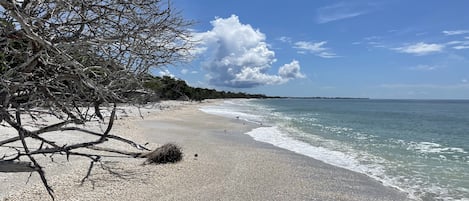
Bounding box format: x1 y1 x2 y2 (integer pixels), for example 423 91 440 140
0 0 193 200
0 161 34 172
87 143 184 164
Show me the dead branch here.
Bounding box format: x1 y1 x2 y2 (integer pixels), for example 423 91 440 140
0 0 193 199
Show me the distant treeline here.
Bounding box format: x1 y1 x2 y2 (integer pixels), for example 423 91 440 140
144 75 274 101
291 97 370 100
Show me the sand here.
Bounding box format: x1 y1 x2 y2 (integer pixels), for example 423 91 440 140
1 100 411 201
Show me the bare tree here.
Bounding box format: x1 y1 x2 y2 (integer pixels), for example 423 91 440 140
0 0 193 199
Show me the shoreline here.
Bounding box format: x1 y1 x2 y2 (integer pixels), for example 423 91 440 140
2 100 410 200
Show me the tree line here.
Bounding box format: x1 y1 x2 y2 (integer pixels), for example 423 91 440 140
143 75 273 101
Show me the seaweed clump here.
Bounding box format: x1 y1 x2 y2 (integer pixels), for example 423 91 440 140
142 143 183 164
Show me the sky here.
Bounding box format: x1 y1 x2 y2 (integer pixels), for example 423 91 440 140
161 0 469 99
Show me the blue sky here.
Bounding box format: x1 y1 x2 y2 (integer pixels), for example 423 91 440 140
161 0 469 99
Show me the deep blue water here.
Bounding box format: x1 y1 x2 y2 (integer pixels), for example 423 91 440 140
201 99 469 201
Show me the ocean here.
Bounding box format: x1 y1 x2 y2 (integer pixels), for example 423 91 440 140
200 98 469 201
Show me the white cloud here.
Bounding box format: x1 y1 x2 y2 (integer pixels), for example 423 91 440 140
367 41 386 48
318 52 340 58
379 83 469 90
442 30 469 36
316 2 373 24
353 36 387 48
317 12 364 24
181 69 198 74
159 69 174 77
393 42 444 56
295 41 327 52
278 60 306 79
294 41 339 58
453 46 469 50
445 40 469 50
278 36 292 43
447 41 464 45
409 64 439 71
446 40 469 45
363 36 381 41
232 67 285 86
194 15 305 88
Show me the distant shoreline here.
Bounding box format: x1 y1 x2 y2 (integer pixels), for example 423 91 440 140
279 96 370 99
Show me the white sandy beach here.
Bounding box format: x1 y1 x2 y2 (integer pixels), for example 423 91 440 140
1 100 410 201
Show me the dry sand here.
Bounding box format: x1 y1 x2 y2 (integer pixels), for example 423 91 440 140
1 100 411 201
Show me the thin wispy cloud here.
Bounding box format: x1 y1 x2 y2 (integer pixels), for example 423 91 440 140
317 52 340 59
294 41 339 58
442 30 469 36
446 40 469 50
408 64 440 71
453 46 469 50
393 42 444 56
295 41 327 52
352 36 386 48
316 2 374 24
278 36 292 43
379 83 469 90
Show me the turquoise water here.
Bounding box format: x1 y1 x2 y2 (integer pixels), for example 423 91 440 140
201 99 469 201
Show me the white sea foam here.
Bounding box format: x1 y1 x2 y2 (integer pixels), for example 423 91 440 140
408 142 467 154
199 100 264 124
246 126 358 167
244 126 398 185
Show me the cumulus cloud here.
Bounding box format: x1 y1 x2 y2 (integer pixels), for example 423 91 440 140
194 15 305 88
393 42 444 56
294 41 339 58
278 60 306 79
442 30 469 36
159 69 174 77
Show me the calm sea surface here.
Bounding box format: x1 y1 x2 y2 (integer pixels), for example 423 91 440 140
200 99 469 201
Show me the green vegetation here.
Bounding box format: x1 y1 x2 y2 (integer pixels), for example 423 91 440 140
143 75 273 101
